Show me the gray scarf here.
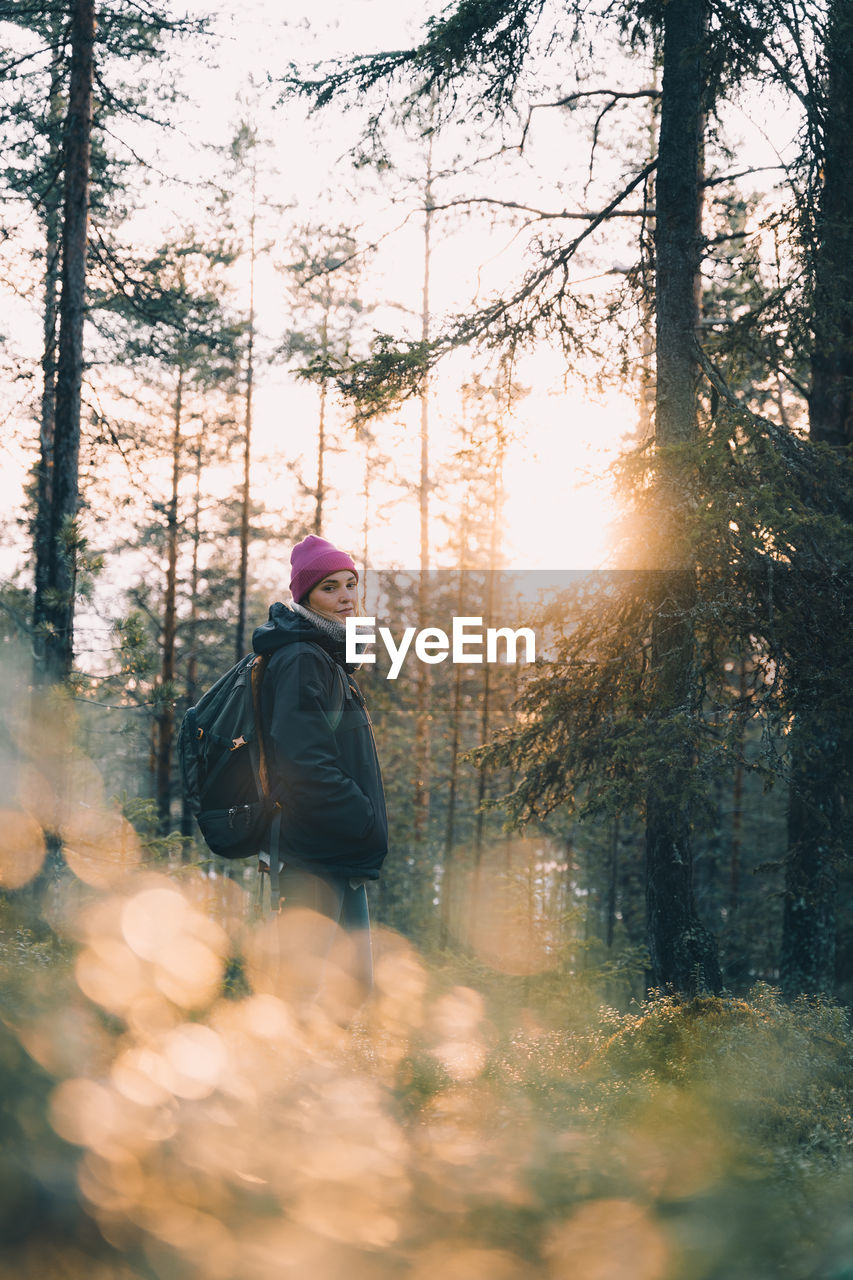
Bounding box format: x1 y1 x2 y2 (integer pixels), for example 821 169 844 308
290 600 347 644
289 600 366 674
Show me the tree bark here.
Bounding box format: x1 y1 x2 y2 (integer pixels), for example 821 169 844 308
235 163 257 661
313 268 333 540
156 364 184 835
440 560 467 949
37 0 95 684
646 0 721 995
314 376 327 535
31 27 64 680
606 819 620 949
473 414 505 858
413 139 434 849
181 435 203 843
780 0 853 998
808 0 853 453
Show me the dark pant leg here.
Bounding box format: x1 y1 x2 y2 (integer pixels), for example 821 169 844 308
278 864 344 919
274 866 343 1007
339 880 373 996
276 867 372 1008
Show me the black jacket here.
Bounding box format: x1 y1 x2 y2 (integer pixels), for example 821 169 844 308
252 602 388 879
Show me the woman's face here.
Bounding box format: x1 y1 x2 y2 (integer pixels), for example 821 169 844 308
306 571 359 620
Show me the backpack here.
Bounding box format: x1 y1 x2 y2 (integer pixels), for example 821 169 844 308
177 644 347 862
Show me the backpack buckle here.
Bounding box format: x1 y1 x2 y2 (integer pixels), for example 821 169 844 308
227 804 250 830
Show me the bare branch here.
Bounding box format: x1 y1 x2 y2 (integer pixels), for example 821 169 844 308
427 195 653 220
776 364 811 402
337 157 659 420
519 88 661 151
450 157 658 345
702 164 787 188
0 42 57 77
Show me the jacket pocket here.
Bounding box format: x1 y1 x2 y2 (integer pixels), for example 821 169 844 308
357 794 376 842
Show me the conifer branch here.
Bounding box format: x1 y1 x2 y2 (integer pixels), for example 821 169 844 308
694 340 814 468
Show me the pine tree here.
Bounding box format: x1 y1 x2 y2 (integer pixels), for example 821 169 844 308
643 0 722 992
779 0 853 997
100 235 242 831
0 0 209 685
35 0 95 684
213 118 278 661
281 224 365 535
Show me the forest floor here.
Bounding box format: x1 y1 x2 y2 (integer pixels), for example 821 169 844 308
1 876 851 1280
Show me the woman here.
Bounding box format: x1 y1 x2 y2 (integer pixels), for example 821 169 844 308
251 535 388 1010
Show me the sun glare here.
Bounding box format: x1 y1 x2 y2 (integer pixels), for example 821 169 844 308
501 388 633 571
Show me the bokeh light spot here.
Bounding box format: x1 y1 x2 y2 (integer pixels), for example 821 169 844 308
75 938 147 1015
162 1023 227 1099
545 1198 669 1280
0 809 45 888
121 887 189 959
64 806 141 887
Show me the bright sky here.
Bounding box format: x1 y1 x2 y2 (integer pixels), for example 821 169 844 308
0 0 794 593
185 0 634 573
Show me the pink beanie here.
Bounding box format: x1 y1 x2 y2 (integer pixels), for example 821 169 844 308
289 535 358 603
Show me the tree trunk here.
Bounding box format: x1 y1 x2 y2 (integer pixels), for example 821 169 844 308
729 657 747 915
31 29 64 680
181 435 203 843
808 0 853 453
637 76 659 445
440 562 467 949
473 580 493 860
313 291 331 537
156 364 184 835
780 0 853 998
474 416 504 857
781 746 840 996
606 819 620 949
314 376 327 535
37 0 95 685
646 0 721 995
413 139 434 849
360 431 373 604
235 166 257 661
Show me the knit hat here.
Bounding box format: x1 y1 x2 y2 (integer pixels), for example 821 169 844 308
289 535 358 603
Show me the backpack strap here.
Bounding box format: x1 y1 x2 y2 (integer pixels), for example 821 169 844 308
302 641 350 731
249 652 283 910
250 652 271 794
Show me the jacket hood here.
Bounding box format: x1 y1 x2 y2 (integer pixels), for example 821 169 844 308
252 600 343 661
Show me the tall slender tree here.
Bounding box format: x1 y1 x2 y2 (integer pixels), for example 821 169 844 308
282 224 364 535
236 133 258 663
0 0 208 685
36 0 94 685
216 120 272 661
103 236 241 831
28 14 66 671
780 0 853 997
644 0 721 992
413 136 435 852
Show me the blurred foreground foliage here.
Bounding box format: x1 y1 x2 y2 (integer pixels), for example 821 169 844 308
1 880 852 1280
